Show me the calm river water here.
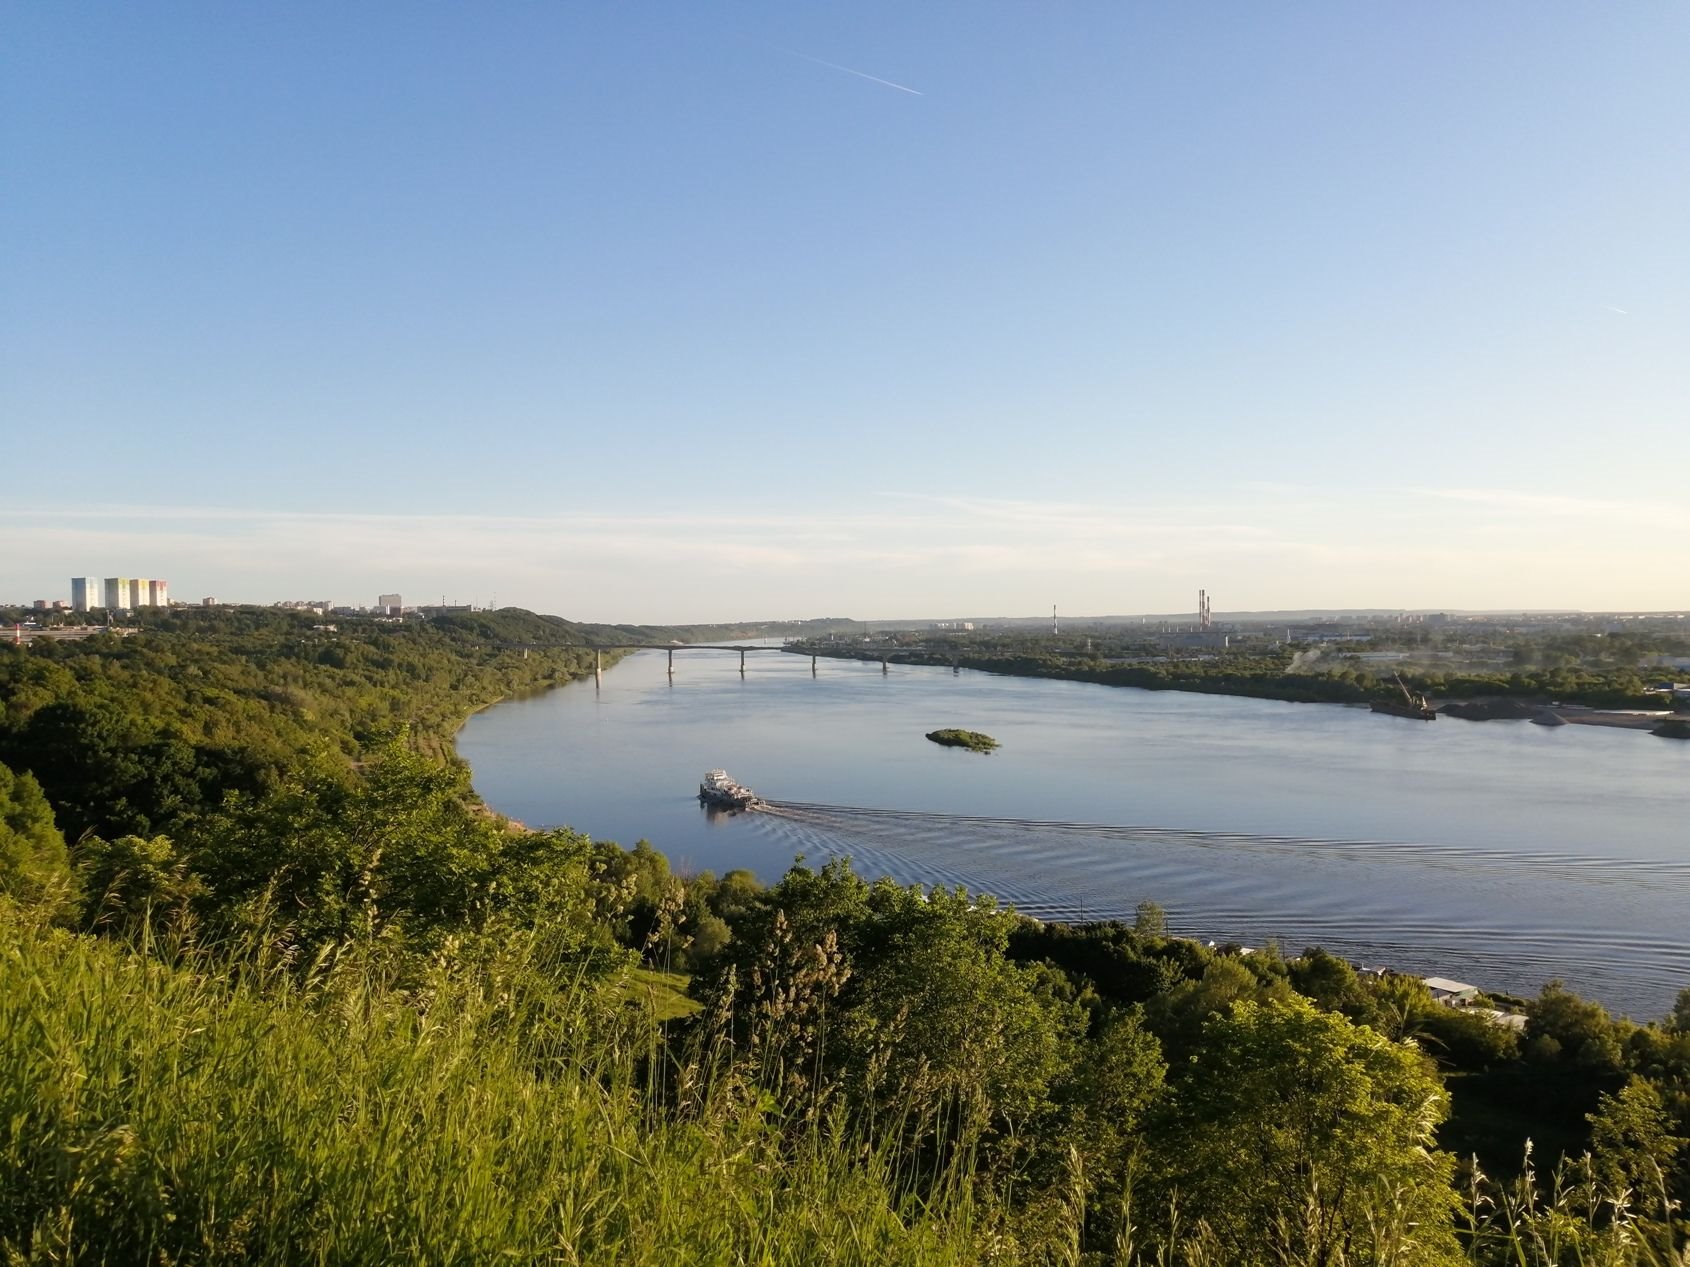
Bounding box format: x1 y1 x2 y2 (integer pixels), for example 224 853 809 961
457 644 1690 1016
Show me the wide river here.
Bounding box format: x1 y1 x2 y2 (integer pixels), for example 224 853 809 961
457 644 1690 1017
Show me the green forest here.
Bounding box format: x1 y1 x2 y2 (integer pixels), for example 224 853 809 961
793 630 1690 713
1 610 1686 1265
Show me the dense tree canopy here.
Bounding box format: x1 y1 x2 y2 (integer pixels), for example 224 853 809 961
1152 998 1462 1265
0 762 74 915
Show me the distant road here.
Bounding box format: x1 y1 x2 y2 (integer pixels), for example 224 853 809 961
5 625 134 643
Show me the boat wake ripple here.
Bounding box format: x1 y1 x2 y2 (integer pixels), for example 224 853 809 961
750 801 1690 1016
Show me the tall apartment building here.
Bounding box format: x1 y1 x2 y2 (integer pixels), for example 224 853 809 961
70 577 100 611
139 579 169 607
102 578 134 610
378 592 403 610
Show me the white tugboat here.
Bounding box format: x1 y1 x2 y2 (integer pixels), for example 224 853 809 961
698 769 762 810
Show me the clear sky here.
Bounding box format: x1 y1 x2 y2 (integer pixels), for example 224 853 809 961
4 3 1687 621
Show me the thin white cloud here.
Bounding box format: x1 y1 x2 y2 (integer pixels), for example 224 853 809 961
1413 487 1690 530
5 489 1683 619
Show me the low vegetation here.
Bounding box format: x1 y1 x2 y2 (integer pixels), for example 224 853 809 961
925 728 1000 752
2 611 1687 1263
0 913 978 1266
793 628 1690 713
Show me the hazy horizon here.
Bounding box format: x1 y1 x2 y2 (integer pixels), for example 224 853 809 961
7 5 1687 621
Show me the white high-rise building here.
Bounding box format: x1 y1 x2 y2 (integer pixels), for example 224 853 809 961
378 592 403 611
70 577 99 611
150 579 169 607
103 577 133 609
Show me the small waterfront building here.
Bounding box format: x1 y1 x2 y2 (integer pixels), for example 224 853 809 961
1422 977 1480 1006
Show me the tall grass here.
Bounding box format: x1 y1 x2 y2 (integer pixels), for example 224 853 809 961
2 903 1682 1265
1457 1147 1686 1267
0 907 981 1265
1101 1155 1687 1267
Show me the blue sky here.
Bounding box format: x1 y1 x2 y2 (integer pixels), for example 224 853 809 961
5 3 1686 620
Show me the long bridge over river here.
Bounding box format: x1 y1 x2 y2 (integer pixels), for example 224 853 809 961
494 641 958 681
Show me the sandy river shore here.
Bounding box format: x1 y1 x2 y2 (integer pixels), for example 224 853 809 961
1556 707 1677 731
1438 697 1684 732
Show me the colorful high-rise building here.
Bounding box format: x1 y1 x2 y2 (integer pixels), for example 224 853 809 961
70 577 99 611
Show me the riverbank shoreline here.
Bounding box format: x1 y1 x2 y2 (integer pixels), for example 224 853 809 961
791 646 1687 737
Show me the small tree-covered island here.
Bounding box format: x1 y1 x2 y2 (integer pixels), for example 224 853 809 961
925 727 1001 752
1 608 1686 1264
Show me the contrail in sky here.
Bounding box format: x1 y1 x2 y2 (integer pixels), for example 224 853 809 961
778 47 923 95
1605 305 1629 315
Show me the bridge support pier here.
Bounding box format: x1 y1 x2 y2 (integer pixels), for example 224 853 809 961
594 649 602 687
953 656 960 674
667 648 674 677
739 648 746 675
881 656 888 674
811 655 817 676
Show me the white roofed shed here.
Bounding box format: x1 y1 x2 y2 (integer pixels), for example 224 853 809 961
1422 977 1481 1005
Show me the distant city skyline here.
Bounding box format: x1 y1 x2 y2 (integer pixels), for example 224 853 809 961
5 6 1687 622
55 576 171 612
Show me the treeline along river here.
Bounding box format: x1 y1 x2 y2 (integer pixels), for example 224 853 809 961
456 643 1690 1016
